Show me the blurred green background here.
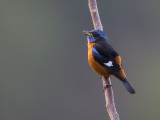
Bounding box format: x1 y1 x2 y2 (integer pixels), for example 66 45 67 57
0 0 160 120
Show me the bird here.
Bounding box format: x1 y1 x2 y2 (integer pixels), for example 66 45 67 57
83 29 135 94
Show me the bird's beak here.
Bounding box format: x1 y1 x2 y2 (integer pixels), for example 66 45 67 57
83 30 92 36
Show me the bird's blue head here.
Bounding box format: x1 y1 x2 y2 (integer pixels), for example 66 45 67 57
83 30 108 43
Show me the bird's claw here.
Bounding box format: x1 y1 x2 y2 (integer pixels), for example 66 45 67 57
102 84 113 90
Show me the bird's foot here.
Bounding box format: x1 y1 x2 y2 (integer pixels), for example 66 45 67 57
102 84 113 90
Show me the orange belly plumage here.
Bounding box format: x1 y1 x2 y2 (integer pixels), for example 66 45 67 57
88 42 110 77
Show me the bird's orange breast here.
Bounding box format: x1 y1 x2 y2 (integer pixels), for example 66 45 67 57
88 42 110 77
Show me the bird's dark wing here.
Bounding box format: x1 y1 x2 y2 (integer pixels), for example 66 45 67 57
93 44 121 74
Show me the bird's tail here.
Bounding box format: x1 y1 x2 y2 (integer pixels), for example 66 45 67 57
121 79 135 94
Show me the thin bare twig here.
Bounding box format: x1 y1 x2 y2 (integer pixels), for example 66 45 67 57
88 0 103 30
88 0 120 120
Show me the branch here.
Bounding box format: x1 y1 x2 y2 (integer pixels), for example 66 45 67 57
88 0 120 120
88 0 103 31
102 76 120 120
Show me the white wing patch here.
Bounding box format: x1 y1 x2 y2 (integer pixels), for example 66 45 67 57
104 61 113 67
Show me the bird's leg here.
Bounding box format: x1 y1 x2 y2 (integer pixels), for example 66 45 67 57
102 84 112 90
102 84 113 90
101 76 113 90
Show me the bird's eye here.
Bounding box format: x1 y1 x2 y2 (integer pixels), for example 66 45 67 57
93 32 99 37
